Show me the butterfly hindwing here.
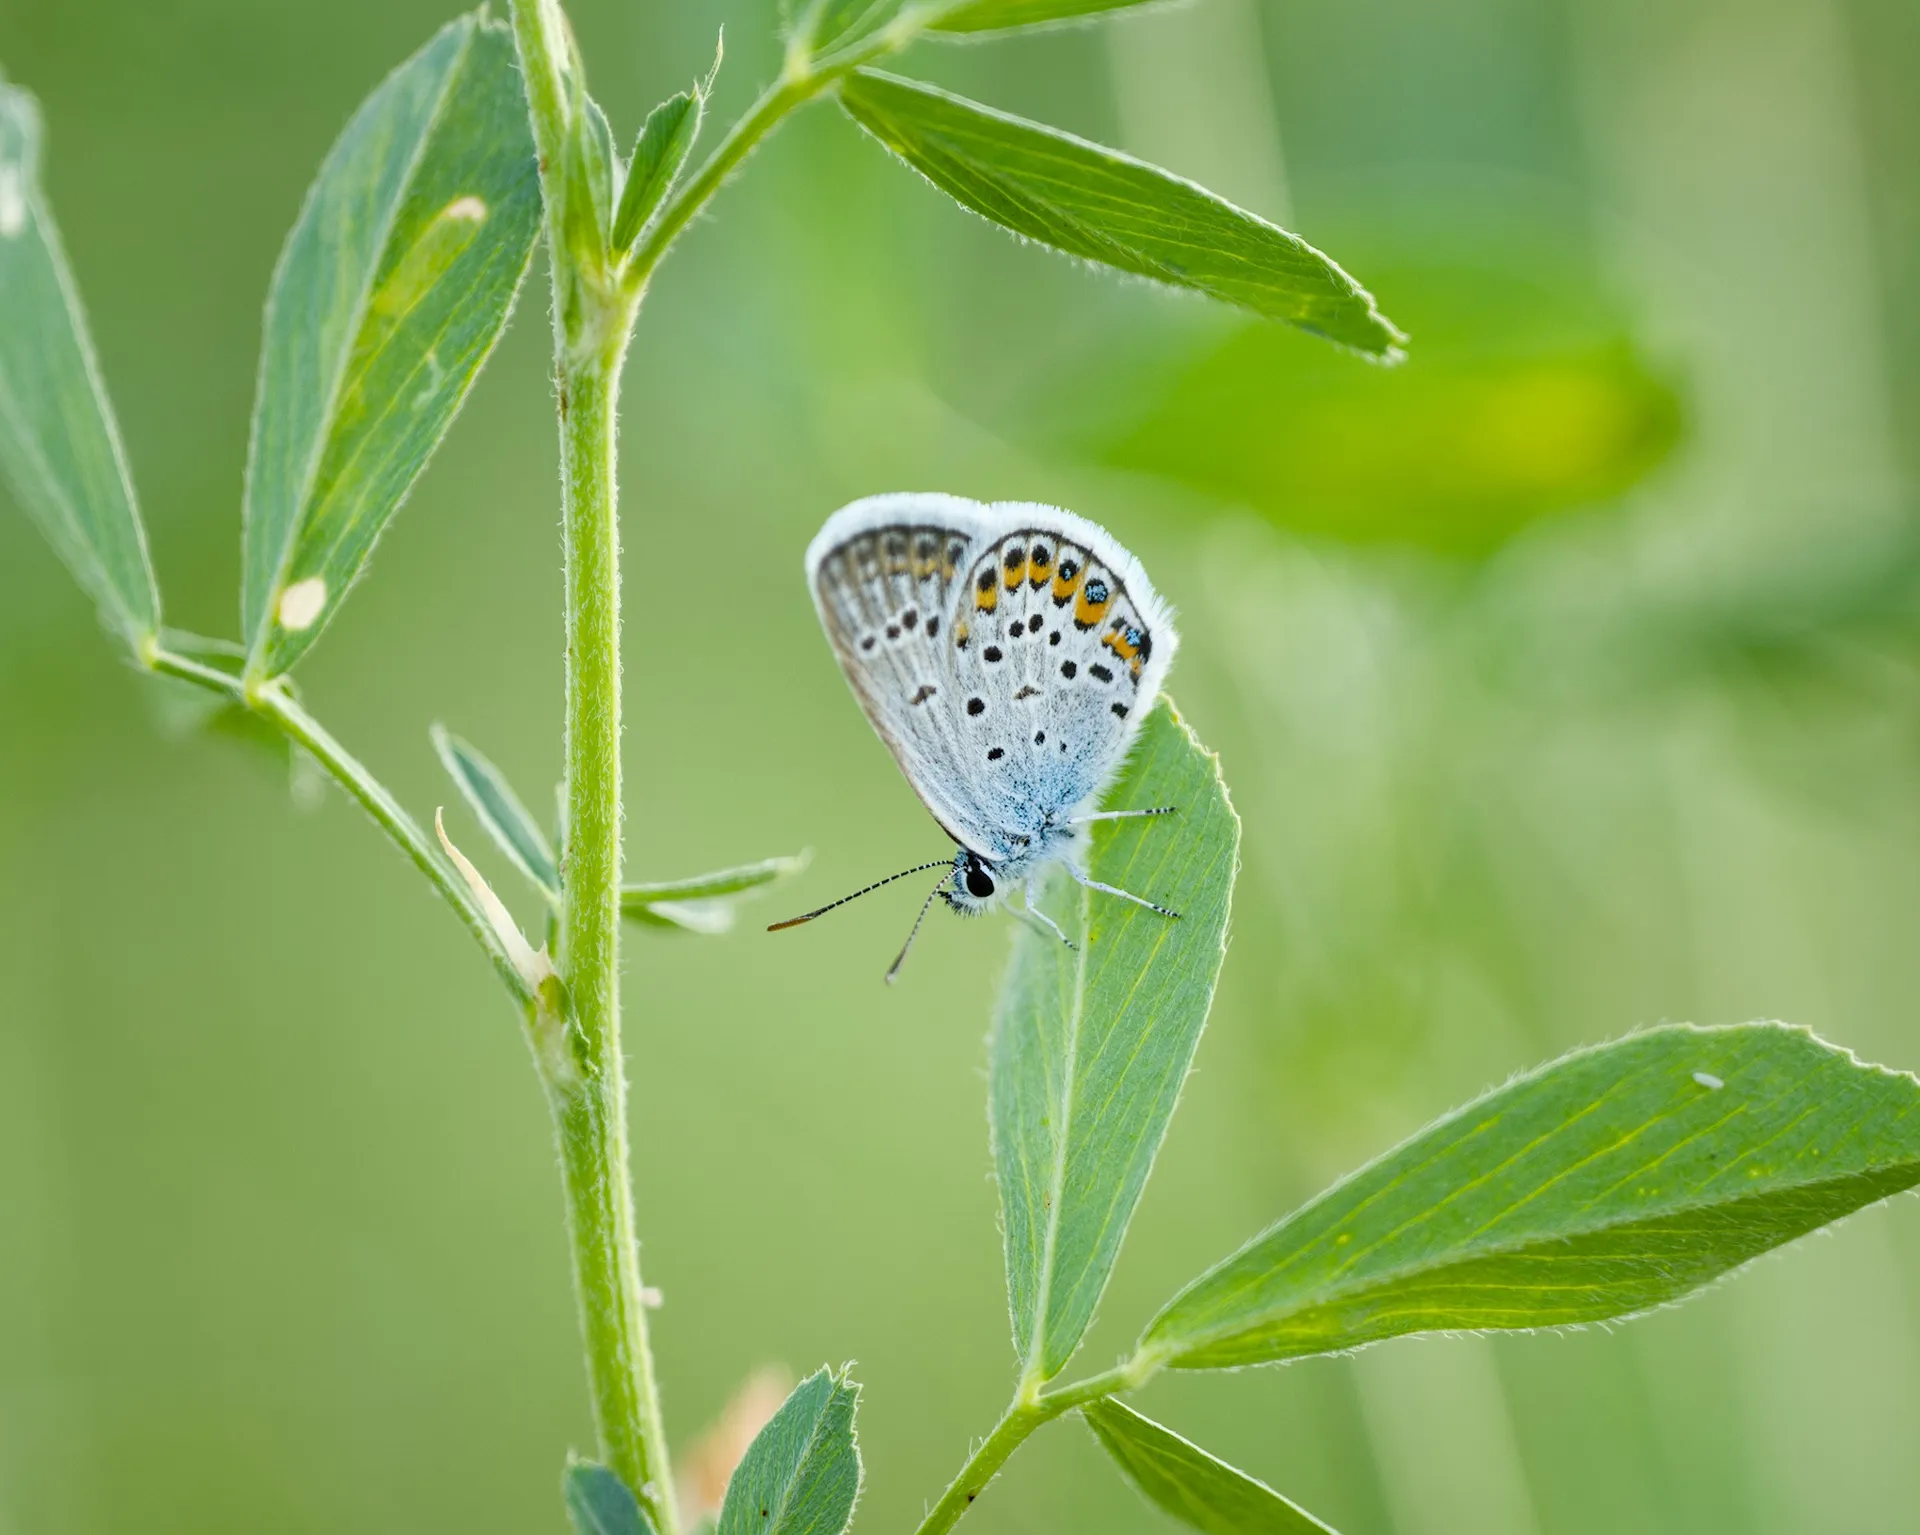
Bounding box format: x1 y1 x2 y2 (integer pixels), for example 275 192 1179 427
946 523 1165 846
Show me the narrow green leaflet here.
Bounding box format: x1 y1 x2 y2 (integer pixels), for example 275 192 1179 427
0 73 158 648
431 724 559 899
933 0 1170 34
573 93 618 250
240 13 540 676
564 1459 658 1535
1142 1023 1920 1369
623 855 808 935
612 91 699 253
837 71 1403 358
995 701 1238 1383
1083 1400 1340 1535
717 1367 861 1535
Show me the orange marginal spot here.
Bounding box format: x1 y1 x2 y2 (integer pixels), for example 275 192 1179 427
954 617 971 646
1003 551 1027 590
974 566 999 613
1075 583 1113 629
1105 626 1142 663
1053 555 1086 604
1027 543 1052 588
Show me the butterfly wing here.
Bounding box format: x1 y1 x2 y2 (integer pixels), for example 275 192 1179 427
808 494 1179 862
807 493 1004 852
939 502 1179 846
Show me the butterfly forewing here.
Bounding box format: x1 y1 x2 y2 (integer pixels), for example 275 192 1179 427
808 494 1178 864
810 500 990 849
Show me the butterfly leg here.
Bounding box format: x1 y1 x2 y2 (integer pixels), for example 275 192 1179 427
1016 888 1076 951
1068 865 1182 920
1074 806 1179 824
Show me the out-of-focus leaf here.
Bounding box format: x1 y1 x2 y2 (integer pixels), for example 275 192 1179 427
837 70 1403 357
0 72 158 648
933 0 1173 34
994 701 1238 1383
970 236 1681 553
1142 1023 1920 1370
431 724 559 899
1103 326 1679 551
1083 1400 1340 1535
241 13 540 676
623 855 808 935
717 1367 861 1535
564 1459 657 1535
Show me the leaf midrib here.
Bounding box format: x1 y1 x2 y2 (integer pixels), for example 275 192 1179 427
1023 876 1092 1381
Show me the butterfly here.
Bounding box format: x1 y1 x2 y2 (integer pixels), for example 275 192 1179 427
771 492 1182 980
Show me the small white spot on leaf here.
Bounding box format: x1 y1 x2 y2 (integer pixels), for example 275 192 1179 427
276 576 328 631
0 163 25 238
1693 1071 1725 1091
442 194 487 223
639 1286 664 1309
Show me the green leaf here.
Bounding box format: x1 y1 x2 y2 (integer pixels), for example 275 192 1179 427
0 73 158 648
578 93 618 243
623 855 808 935
933 0 1169 35
240 12 540 677
797 0 908 56
613 91 700 252
1082 1400 1340 1535
613 33 719 255
1142 1022 1920 1369
564 1459 658 1535
430 724 559 899
994 700 1238 1383
717 1366 861 1535
836 70 1403 358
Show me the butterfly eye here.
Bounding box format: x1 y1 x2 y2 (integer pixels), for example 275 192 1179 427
965 865 996 900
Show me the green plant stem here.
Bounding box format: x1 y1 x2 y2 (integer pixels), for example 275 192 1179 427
504 5 949 1522
143 643 534 1005
911 1358 1157 1535
508 0 674 1518
550 318 679 1529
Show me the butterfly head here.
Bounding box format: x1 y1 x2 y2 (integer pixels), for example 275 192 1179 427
941 848 1003 916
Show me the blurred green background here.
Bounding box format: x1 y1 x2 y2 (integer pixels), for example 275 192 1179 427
3 0 1919 1530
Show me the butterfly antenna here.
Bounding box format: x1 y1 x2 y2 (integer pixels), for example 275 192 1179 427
768 859 950 932
885 879 947 986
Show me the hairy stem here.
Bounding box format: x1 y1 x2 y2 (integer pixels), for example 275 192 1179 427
508 0 677 1521
911 1359 1155 1535
551 317 678 1527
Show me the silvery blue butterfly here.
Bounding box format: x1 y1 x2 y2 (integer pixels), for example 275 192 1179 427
771 492 1182 980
